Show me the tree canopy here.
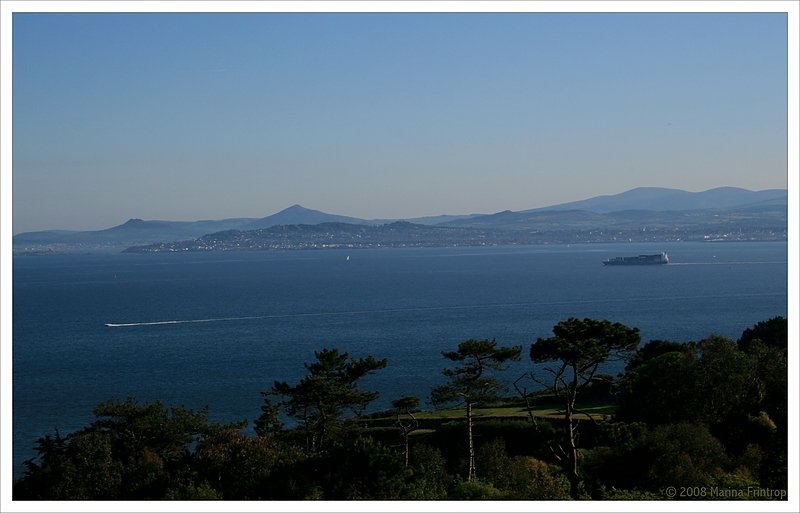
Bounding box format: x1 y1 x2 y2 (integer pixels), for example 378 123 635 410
529 317 640 498
257 348 387 455
431 339 521 481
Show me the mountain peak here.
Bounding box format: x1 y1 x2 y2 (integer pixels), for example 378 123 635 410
276 204 323 215
244 205 368 230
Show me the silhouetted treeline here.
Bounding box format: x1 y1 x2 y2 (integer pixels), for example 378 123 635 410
14 316 787 500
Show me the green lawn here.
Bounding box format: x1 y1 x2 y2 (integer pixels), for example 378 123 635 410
375 398 617 424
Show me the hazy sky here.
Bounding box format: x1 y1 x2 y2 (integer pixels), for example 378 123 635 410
11 11 789 233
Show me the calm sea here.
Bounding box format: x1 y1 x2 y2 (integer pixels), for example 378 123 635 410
12 242 787 477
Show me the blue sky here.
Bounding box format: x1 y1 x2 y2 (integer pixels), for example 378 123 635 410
11 11 789 233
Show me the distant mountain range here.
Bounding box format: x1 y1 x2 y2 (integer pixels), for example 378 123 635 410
13 187 788 253
522 186 786 213
442 187 787 232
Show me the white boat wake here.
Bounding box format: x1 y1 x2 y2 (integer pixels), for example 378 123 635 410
104 316 266 327
103 291 784 328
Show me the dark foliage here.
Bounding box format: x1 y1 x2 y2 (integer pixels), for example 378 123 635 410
15 398 235 500
257 348 387 455
738 316 787 353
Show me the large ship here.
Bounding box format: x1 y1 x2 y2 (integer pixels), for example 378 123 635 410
602 251 669 266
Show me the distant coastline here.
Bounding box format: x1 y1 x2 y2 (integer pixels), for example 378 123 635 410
13 187 788 254
123 221 786 254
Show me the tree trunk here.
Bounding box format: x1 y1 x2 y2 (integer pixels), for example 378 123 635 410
403 433 410 469
565 404 580 498
467 401 476 481
566 370 580 499
303 406 311 456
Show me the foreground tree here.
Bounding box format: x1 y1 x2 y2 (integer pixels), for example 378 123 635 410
477 438 570 499
617 336 766 426
529 317 640 498
257 347 387 455
580 422 734 495
15 398 226 499
403 444 450 499
431 339 521 481
737 315 787 353
391 396 421 469
616 328 788 490
193 425 305 499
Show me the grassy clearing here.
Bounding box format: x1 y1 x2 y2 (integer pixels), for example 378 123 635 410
370 397 617 425
416 403 614 422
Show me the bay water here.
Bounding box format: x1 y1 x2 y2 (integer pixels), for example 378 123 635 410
12 241 787 478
